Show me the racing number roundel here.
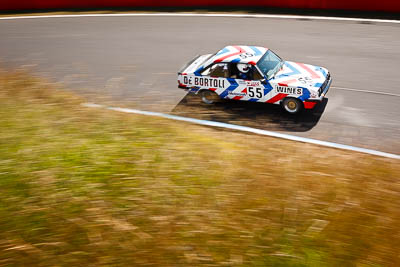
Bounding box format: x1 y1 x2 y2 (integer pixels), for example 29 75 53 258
247 86 263 98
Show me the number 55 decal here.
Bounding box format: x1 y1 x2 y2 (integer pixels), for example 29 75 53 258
248 86 264 98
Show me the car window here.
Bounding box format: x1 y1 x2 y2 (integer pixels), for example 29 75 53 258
256 50 283 79
230 63 264 81
202 63 229 78
252 68 264 80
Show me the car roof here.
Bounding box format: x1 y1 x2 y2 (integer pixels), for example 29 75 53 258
208 45 268 65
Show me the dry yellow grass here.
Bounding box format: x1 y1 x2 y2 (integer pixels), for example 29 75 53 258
0 70 399 266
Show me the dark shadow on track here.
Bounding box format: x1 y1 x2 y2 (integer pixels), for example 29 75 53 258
171 93 328 132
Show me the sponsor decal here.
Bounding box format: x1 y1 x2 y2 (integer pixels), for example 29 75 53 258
247 86 264 98
228 92 246 96
246 81 260 87
275 85 303 95
183 76 225 88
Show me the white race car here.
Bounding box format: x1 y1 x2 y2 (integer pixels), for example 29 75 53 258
178 45 331 114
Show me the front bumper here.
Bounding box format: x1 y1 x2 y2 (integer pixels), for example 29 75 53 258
310 73 332 102
318 72 332 98
320 75 332 98
303 74 332 109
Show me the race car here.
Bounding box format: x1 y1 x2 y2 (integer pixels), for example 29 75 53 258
177 45 332 114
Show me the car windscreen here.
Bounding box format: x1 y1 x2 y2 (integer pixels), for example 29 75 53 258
256 50 283 79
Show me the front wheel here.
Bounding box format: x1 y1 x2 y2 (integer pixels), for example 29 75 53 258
200 90 220 104
282 98 303 114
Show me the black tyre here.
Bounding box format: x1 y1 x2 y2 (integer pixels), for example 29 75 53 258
200 90 220 104
282 97 303 114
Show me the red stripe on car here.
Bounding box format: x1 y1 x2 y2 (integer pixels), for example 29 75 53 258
296 63 320 79
266 93 288 103
214 46 244 63
278 79 297 86
303 101 317 109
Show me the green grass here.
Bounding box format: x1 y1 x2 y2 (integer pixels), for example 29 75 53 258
0 71 399 266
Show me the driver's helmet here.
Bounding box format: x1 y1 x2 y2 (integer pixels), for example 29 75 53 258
237 63 250 73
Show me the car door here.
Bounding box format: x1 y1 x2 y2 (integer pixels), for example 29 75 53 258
199 63 231 96
227 63 268 101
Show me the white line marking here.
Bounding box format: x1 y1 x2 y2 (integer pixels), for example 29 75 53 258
82 103 400 160
332 86 400 97
1 12 400 24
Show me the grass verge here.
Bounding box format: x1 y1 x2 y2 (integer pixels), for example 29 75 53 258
0 70 399 266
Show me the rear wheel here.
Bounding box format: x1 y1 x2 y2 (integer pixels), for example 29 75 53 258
200 90 220 104
282 98 303 114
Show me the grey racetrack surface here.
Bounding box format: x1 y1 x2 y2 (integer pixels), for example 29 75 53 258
1 15 399 153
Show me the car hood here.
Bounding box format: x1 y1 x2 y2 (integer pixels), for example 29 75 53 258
269 61 329 92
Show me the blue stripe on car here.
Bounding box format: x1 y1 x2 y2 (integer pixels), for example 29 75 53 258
299 87 310 101
216 47 230 56
316 66 327 77
194 66 204 76
249 46 262 56
219 78 238 98
275 61 301 78
313 82 323 87
263 82 274 95
189 87 200 93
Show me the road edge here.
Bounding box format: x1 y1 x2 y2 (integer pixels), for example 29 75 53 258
83 103 400 160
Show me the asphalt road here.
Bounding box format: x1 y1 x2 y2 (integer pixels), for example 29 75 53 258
0 15 399 154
